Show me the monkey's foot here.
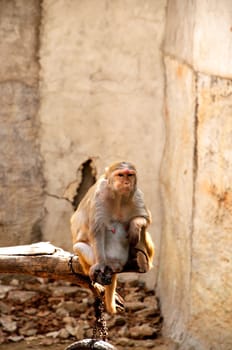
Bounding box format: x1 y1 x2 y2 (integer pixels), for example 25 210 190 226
90 264 113 285
123 248 150 273
136 250 149 272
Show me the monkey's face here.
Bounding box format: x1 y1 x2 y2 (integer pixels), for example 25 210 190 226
111 168 136 195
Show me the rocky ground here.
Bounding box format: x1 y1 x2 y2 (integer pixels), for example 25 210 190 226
0 275 170 350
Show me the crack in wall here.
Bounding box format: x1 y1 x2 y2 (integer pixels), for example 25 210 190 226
63 159 97 211
189 70 199 327
45 191 69 202
71 159 97 210
192 72 199 223
44 159 97 213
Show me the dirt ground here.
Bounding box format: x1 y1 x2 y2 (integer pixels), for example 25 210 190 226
0 275 171 350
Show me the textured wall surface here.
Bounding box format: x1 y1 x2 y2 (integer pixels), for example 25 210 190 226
164 1 232 78
39 0 167 286
159 0 232 349
159 56 195 343
190 74 232 349
0 0 44 246
1 2 232 348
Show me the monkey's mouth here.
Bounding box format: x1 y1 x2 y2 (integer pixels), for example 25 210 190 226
121 186 131 191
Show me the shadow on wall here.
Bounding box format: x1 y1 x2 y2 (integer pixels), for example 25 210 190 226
64 159 97 211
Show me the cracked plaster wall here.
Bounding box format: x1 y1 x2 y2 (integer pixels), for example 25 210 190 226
158 0 232 349
1 2 231 348
39 0 167 288
0 0 167 289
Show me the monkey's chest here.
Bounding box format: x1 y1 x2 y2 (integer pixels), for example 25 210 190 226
109 207 132 224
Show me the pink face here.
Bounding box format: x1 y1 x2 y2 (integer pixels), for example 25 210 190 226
112 168 136 194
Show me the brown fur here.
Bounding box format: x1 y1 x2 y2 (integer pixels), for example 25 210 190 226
71 161 154 313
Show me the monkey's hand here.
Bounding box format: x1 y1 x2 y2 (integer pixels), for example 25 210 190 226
128 217 147 246
89 263 113 286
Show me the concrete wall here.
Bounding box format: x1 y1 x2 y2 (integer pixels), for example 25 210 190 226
0 0 167 288
1 1 232 349
158 1 232 349
39 0 167 286
0 0 44 246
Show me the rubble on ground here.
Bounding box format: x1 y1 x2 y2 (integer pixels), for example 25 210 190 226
0 275 165 349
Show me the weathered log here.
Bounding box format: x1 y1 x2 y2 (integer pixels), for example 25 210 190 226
0 241 150 294
0 242 119 345
0 240 151 339
0 242 95 293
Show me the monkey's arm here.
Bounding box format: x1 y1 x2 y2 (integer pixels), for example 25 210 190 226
125 190 154 272
90 186 108 264
124 228 154 273
91 225 106 265
131 189 152 222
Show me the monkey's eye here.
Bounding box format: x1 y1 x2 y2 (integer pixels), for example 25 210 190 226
118 173 124 177
128 174 134 177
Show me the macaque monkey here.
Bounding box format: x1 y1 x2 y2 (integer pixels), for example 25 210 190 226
71 161 154 314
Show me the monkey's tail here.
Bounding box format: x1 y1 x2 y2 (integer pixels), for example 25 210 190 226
104 275 120 314
145 231 155 268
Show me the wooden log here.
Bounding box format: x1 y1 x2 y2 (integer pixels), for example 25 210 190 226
0 242 96 294
0 241 150 313
0 241 58 256
0 241 149 292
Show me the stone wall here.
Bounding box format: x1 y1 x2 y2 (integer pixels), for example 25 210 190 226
158 1 232 349
0 0 44 246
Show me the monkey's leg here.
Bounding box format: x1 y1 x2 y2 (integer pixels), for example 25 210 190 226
73 242 94 275
104 274 117 314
